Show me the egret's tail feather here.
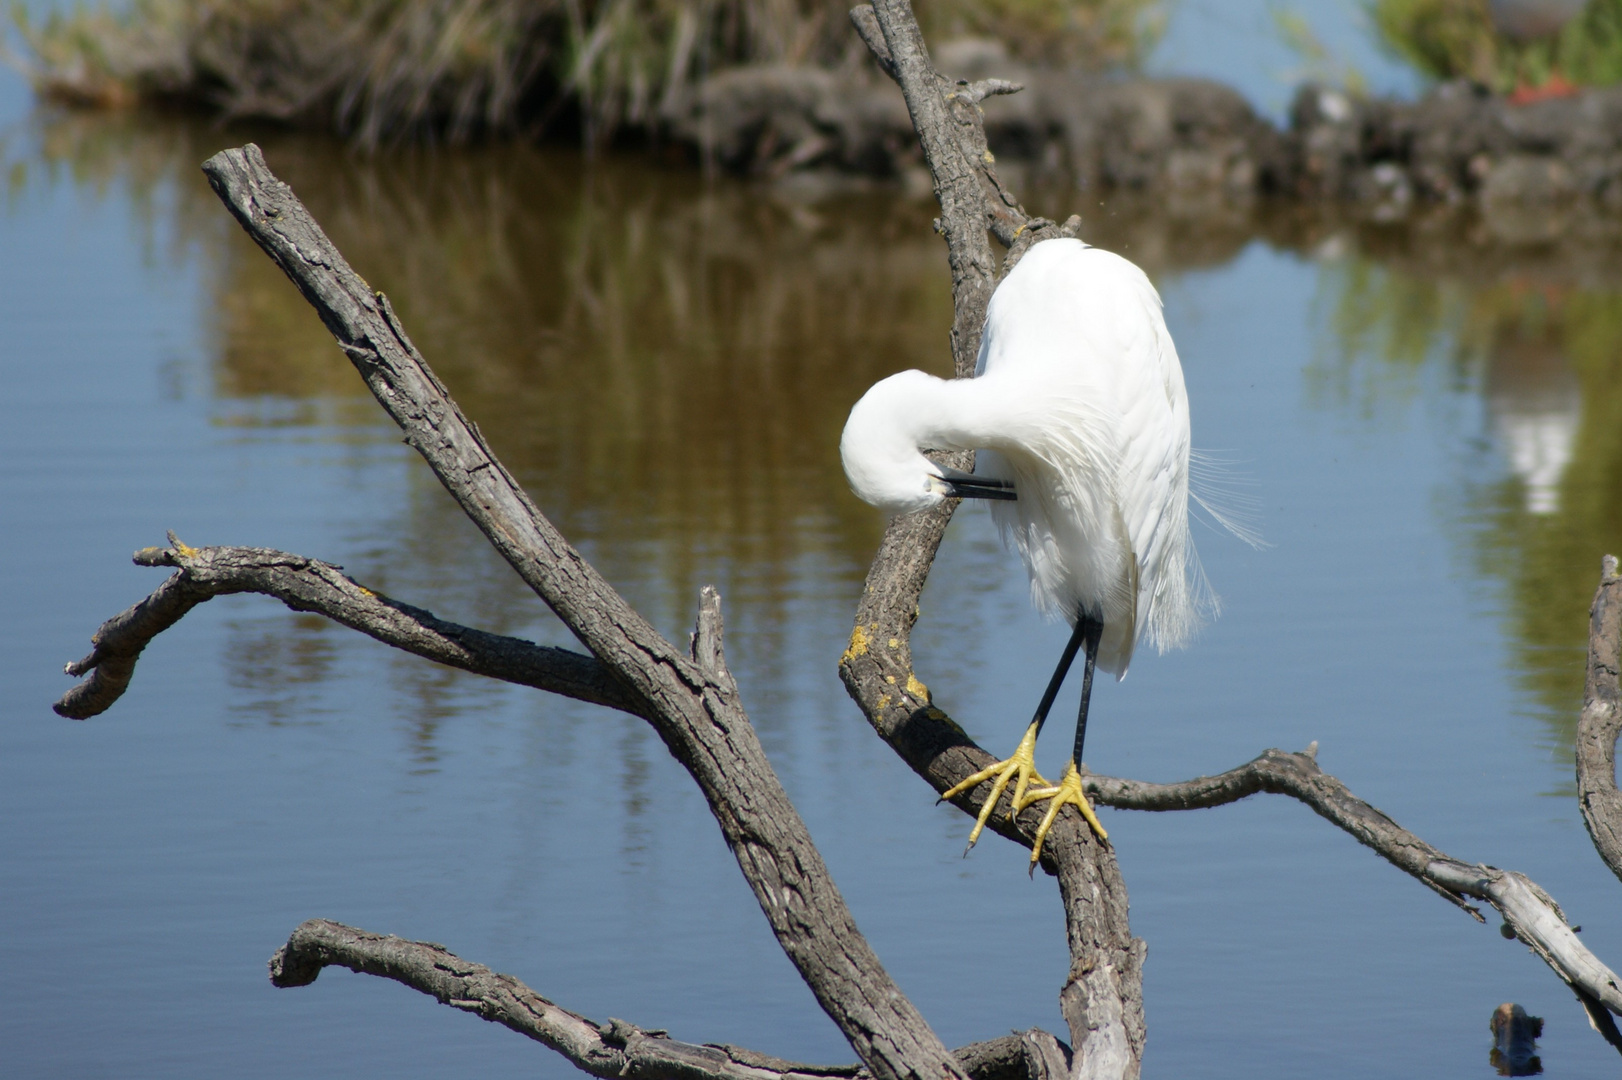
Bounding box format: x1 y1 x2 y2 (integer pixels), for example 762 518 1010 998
1189 450 1268 550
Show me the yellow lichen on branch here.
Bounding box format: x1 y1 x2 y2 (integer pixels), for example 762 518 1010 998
842 624 872 666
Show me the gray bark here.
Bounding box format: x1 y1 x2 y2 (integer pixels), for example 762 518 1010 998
197 141 967 1080
56 535 641 721
1578 556 1622 883
50 1 1622 1072
269 918 1066 1080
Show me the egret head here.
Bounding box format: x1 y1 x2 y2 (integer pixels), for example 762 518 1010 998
840 370 1014 514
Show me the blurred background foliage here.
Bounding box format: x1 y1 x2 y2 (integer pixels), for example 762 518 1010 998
1374 0 1622 93
8 0 1162 146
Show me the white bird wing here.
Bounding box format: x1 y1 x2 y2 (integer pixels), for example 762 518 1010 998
1111 266 1196 658
975 240 1196 675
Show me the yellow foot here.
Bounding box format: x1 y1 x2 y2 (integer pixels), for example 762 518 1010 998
939 721 1049 851
1016 761 1108 866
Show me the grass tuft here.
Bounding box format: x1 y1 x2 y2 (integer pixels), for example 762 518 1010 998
9 0 1163 146
1373 0 1622 92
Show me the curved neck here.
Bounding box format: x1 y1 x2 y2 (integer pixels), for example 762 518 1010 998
897 372 1018 453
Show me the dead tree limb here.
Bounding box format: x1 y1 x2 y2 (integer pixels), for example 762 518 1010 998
842 3 1143 1075
1088 748 1622 1015
841 2 1622 1070
1579 555 1622 883
269 918 1071 1080
53 0 1622 1072
198 142 967 1080
54 535 643 722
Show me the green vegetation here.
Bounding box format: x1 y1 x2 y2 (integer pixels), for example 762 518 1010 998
1373 0 1622 92
10 0 1162 145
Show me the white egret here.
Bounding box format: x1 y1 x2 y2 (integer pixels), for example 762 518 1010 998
840 238 1205 864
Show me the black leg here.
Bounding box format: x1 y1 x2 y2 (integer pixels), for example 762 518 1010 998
1030 617 1089 742
1070 617 1103 766
938 614 1104 853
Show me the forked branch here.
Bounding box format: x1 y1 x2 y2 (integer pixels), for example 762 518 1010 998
52 0 1622 1071
196 143 969 1080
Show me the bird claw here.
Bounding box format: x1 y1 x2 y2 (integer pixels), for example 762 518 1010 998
939 721 1048 850
1016 761 1108 866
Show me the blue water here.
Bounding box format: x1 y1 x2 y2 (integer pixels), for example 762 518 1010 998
5 5 1622 1080
1151 0 1423 117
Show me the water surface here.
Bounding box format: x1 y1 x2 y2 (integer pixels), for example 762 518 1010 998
5 99 1622 1080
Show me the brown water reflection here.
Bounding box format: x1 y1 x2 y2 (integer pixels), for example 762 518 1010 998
20 110 1622 750
218 136 956 584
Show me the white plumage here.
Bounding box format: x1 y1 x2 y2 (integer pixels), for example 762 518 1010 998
838 237 1206 857
840 237 1199 674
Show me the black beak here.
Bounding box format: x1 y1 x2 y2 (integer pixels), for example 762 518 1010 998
937 466 1017 501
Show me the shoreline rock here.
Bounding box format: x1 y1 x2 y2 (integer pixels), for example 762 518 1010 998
670 44 1622 213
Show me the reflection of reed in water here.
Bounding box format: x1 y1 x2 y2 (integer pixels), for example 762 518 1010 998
101 130 964 734
5 115 973 736
1318 257 1622 748
22 111 1622 748
213 139 956 614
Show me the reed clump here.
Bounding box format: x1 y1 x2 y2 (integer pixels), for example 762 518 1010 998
10 0 1161 145
1374 0 1622 93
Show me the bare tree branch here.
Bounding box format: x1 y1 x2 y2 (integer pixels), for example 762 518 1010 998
857 1 1000 365
841 2 1622 1072
848 7 896 81
844 4 1143 1075
268 918 1069 1080
1090 746 1478 916
269 918 859 1080
1579 555 1622 883
196 144 966 1080
1089 748 1622 1013
55 534 642 721
52 2 1622 1072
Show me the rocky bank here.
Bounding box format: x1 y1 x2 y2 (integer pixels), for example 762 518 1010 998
670 40 1622 215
